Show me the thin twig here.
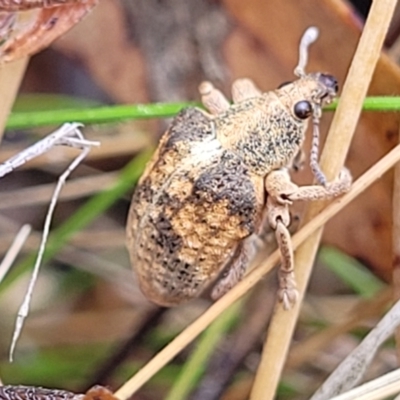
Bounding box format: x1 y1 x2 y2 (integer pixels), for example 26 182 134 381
165 300 243 400
328 368 400 400
0 225 31 284
3 124 100 361
250 2 398 399
0 172 119 210
114 142 400 400
311 298 400 400
393 117 400 361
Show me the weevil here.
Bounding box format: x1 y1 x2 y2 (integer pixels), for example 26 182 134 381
126 27 352 309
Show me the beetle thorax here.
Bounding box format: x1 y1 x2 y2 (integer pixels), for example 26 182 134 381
214 94 307 176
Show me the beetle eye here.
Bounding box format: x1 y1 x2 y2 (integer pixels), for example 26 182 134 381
294 100 312 119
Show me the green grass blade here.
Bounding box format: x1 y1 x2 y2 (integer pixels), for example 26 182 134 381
324 96 400 111
7 97 400 130
319 246 385 298
6 102 199 130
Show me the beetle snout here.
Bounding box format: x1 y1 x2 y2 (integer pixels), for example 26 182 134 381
318 73 338 95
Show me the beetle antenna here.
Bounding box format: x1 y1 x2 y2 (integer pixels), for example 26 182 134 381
294 26 319 77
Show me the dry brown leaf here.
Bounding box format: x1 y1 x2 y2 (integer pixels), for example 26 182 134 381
0 1 98 63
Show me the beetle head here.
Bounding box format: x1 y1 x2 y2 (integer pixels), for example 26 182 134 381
276 27 338 120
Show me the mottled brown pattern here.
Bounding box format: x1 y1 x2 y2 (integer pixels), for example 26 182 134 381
127 107 262 306
127 67 342 307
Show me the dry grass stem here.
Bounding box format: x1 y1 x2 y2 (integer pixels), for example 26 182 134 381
250 1 398 399
328 368 400 400
55 245 139 304
0 171 119 210
0 58 28 141
0 130 148 168
114 142 400 400
393 121 400 361
0 224 31 284
7 125 100 360
311 298 400 400
0 229 125 253
0 57 28 386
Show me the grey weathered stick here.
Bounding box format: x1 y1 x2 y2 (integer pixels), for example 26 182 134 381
3 123 100 361
0 123 85 177
311 299 400 400
328 368 400 400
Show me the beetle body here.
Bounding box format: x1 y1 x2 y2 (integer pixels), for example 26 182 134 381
126 72 339 307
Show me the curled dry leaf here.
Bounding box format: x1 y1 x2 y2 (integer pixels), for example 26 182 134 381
0 1 89 11
0 0 98 63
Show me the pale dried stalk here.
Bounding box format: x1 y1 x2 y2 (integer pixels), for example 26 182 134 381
311 298 400 400
0 131 148 168
0 224 31 283
0 58 28 140
329 368 400 400
0 171 119 210
7 124 100 361
114 142 400 400
0 49 27 391
250 1 398 399
0 229 125 253
393 122 400 361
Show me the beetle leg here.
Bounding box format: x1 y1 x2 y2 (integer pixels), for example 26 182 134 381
264 167 351 308
231 78 262 102
265 193 298 309
199 81 230 115
266 168 351 204
211 235 258 300
275 219 298 309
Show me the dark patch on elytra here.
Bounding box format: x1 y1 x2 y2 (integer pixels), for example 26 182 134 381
151 213 183 257
155 191 184 210
165 107 214 148
132 177 155 203
152 204 205 294
193 150 257 231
